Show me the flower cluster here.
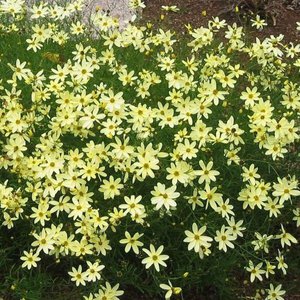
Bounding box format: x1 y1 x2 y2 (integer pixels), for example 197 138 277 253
0 1 299 299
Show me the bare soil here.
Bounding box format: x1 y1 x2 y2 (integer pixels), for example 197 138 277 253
141 0 300 43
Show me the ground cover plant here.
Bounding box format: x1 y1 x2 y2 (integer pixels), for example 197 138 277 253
0 0 299 299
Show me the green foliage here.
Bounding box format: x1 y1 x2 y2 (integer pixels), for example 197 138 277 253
0 1 299 300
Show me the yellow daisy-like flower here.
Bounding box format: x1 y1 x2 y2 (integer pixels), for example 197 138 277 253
142 244 169 272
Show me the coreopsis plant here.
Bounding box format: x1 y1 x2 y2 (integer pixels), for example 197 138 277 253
0 1 299 299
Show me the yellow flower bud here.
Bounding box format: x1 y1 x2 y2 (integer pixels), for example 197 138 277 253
173 287 182 294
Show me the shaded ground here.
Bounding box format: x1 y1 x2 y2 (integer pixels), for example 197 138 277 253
142 0 300 43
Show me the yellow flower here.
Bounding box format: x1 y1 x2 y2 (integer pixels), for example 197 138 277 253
142 244 169 272
119 231 144 254
68 265 88 286
184 223 213 253
215 198 234 219
85 261 105 282
246 260 265 282
20 250 41 270
4 134 27 160
240 86 261 108
195 160 220 185
276 224 298 248
30 203 50 226
151 183 180 211
31 229 55 254
166 161 191 185
129 0 146 9
70 21 85 35
119 195 144 216
98 176 124 200
266 284 285 300
241 164 261 185
161 5 180 12
203 79 228 105
160 280 182 300
251 15 267 30
276 251 288 275
214 225 236 252
199 184 223 210
272 176 300 203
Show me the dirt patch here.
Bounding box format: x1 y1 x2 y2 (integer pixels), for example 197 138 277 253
142 0 300 43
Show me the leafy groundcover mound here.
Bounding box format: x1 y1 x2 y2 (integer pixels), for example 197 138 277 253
0 1 299 299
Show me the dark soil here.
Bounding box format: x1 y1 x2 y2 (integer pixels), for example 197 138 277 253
142 0 300 43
